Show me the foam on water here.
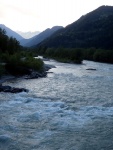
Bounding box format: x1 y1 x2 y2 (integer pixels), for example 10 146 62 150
1 93 113 149
1 93 113 130
1 60 113 149
1 95 113 149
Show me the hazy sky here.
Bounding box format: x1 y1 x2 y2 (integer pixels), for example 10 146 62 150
0 0 113 32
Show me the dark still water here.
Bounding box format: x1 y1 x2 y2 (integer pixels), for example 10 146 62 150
0 60 113 150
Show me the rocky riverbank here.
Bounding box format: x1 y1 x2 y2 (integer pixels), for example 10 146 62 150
0 76 28 93
0 63 56 93
24 64 55 79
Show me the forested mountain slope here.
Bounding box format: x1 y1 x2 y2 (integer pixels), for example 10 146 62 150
37 6 113 50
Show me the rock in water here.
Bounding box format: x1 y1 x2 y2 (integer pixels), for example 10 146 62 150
86 68 96 71
0 85 28 93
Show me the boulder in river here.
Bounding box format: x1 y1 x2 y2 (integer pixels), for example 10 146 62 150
0 85 28 93
86 68 96 71
24 71 47 79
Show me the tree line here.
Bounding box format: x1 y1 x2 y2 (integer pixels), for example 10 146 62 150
36 47 113 64
0 28 20 54
0 28 44 76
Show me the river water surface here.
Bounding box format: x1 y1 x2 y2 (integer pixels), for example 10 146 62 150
0 60 113 150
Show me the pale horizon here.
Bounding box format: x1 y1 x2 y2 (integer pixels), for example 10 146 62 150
0 0 113 32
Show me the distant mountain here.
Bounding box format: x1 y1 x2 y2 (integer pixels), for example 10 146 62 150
16 31 40 39
37 6 113 50
0 24 24 41
20 26 63 47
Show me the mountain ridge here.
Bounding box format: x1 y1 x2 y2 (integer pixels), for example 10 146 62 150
0 24 24 41
20 26 63 47
37 5 113 50
16 31 40 39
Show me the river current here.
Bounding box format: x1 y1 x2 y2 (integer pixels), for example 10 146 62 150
0 60 113 150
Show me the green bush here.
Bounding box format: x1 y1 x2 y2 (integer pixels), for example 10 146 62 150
1 52 44 76
21 56 44 71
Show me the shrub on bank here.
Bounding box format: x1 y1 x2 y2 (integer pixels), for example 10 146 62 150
21 56 44 71
0 52 44 76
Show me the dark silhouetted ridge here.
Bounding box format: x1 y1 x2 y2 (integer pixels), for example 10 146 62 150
37 6 113 50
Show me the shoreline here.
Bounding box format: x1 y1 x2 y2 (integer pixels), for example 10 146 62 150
0 75 15 85
0 63 56 93
0 63 55 84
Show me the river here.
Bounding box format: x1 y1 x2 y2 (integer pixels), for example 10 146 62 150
0 60 113 150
